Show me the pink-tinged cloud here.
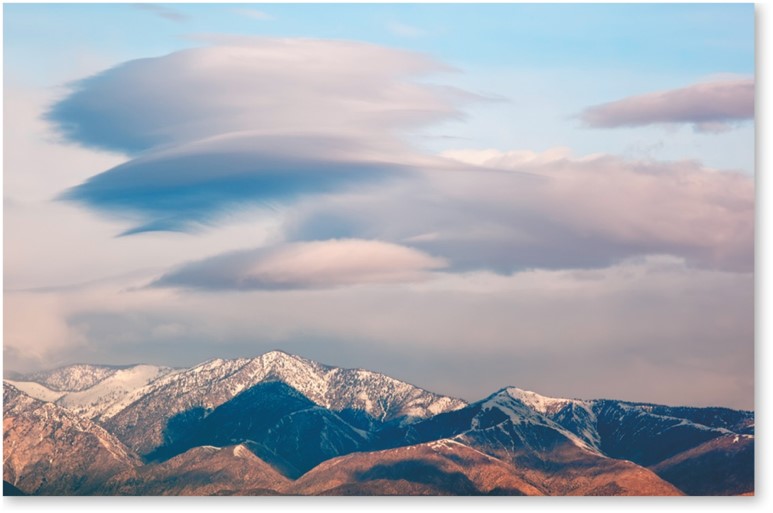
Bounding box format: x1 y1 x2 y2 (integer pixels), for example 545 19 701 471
155 239 448 290
579 79 754 132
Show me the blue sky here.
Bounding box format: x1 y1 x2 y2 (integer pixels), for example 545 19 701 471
3 3 756 409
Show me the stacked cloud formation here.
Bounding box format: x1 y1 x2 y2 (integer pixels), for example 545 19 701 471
49 37 754 291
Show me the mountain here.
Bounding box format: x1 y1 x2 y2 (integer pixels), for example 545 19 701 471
3 351 754 496
377 387 683 496
146 381 370 478
24 363 125 391
105 444 290 496
3 384 140 495
102 350 465 455
649 433 754 496
505 388 753 461
290 438 544 496
6 364 176 420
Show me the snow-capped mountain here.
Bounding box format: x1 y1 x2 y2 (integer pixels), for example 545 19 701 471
24 363 125 392
102 350 466 455
7 364 176 420
498 387 752 469
2 352 754 496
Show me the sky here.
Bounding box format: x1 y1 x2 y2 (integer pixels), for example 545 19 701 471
2 2 756 409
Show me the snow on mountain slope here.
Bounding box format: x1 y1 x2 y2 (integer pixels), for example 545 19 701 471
104 351 466 455
506 388 601 450
6 364 176 420
474 388 602 454
57 365 177 419
502 387 750 467
3 379 66 403
25 363 124 391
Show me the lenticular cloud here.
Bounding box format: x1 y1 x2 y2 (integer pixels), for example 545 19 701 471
154 239 448 290
579 78 754 132
49 38 470 233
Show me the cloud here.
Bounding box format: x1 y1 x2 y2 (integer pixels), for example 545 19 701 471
45 38 753 275
282 148 754 273
132 4 189 22
387 21 427 38
59 133 414 235
47 38 463 154
154 239 447 290
579 78 754 132
230 8 273 21
46 38 476 233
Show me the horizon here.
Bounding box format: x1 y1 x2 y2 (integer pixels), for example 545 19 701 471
4 3 755 411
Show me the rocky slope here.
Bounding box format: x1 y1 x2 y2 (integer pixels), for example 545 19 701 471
3 384 140 495
290 438 545 495
105 444 290 495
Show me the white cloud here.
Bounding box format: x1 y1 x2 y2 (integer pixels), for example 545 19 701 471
387 21 427 38
230 8 274 21
155 239 447 290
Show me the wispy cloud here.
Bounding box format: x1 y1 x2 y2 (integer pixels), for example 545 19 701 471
579 78 754 132
387 21 426 38
132 3 189 23
230 8 274 21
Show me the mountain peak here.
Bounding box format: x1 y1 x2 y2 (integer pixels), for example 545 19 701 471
503 387 583 415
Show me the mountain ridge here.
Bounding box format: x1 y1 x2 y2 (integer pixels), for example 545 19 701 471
3 350 754 496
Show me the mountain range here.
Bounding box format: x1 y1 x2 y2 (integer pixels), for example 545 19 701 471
3 350 754 496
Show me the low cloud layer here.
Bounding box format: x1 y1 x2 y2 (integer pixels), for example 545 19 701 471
579 78 754 132
155 239 447 290
3 256 753 409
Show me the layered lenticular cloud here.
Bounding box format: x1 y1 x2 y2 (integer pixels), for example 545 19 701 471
49 38 472 234
579 78 754 132
154 239 447 290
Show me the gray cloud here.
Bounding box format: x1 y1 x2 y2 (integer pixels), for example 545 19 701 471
154 239 447 290
579 78 754 132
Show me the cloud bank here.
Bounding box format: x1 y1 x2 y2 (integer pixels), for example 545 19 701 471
579 78 754 132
